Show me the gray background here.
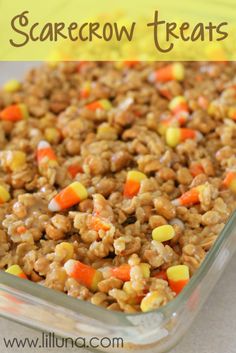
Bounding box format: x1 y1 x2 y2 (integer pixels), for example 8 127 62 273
0 63 235 353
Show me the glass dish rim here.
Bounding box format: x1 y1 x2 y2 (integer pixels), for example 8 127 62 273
0 210 235 322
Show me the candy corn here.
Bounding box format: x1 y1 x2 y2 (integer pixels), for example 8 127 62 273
0 185 10 204
44 127 61 144
5 265 27 279
167 265 189 294
64 259 102 291
0 104 28 122
166 127 202 147
222 171 236 193
3 79 21 93
152 225 175 242
157 115 184 136
227 107 236 121
85 99 112 112
0 151 26 172
172 184 206 207
189 162 204 177
37 140 58 172
80 81 91 99
123 170 147 198
169 96 188 115
149 63 184 83
55 242 74 262
97 123 117 140
67 163 83 178
169 96 189 125
111 264 131 282
140 291 163 312
110 263 150 282
48 181 88 212
140 263 151 279
88 216 111 232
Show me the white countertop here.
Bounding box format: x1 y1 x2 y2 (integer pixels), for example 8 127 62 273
0 62 235 353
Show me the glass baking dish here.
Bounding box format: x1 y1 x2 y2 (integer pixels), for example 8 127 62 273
0 63 236 352
0 210 235 352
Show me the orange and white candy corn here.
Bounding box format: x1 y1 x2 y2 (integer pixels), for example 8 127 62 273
149 63 184 83
222 171 236 193
5 265 27 279
48 181 88 212
0 185 10 204
80 81 91 99
0 104 28 122
37 140 58 172
169 96 188 115
123 170 147 198
152 225 175 242
167 265 189 294
64 259 102 291
166 127 203 147
85 99 112 112
172 184 206 207
169 96 189 124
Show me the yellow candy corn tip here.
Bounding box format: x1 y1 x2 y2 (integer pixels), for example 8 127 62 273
173 63 185 81
169 96 186 110
18 104 28 119
166 127 181 147
152 224 175 242
167 265 189 281
71 181 88 200
127 170 147 182
55 242 74 261
228 179 236 193
91 270 103 292
5 265 23 276
140 291 163 312
100 99 112 110
3 79 21 93
44 128 60 142
97 124 116 134
140 263 151 278
0 185 10 203
9 151 26 171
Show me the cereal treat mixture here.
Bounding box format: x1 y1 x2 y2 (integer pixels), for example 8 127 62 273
0 61 236 313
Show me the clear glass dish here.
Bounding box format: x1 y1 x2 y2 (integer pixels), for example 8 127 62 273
0 63 236 352
0 210 235 353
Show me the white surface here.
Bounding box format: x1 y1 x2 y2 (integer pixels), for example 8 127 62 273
0 63 235 353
